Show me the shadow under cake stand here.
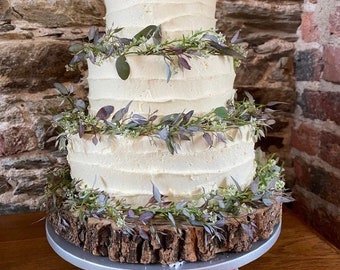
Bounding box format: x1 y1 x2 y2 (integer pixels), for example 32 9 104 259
46 221 281 270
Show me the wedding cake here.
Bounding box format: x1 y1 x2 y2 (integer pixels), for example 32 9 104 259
47 0 288 265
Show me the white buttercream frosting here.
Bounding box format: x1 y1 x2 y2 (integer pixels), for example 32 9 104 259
87 55 236 117
67 126 256 206
104 0 218 40
66 0 258 207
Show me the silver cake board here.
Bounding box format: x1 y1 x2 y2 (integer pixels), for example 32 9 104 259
46 221 281 270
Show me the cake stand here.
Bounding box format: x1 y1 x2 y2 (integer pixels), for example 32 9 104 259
46 221 281 270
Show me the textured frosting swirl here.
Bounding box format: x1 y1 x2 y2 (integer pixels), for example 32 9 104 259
104 0 218 39
67 126 256 207
87 55 236 117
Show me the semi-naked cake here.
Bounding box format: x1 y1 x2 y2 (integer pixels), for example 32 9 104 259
47 0 288 266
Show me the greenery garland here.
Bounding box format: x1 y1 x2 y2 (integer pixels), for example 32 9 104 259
67 25 245 81
51 83 274 154
46 152 292 241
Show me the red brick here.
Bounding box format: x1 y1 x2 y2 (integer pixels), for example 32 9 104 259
300 90 340 125
322 45 340 84
320 131 340 169
329 6 340 37
291 123 320 155
292 190 340 249
300 12 320 43
293 157 311 188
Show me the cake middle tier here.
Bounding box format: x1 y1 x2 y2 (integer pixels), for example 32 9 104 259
87 55 236 117
67 126 256 207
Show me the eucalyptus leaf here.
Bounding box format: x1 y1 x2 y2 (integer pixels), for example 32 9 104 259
116 55 130 80
75 99 86 110
203 133 213 147
69 43 84 54
139 227 149 240
88 26 98 42
231 176 242 192
152 182 162 203
112 101 132 122
54 82 69 95
134 25 157 41
96 105 114 120
178 55 191 70
139 211 154 224
164 59 172 83
79 122 85 138
214 106 229 119
92 135 99 145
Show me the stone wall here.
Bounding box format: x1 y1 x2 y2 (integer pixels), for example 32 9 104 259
216 0 303 186
291 0 340 248
0 0 105 213
0 0 302 213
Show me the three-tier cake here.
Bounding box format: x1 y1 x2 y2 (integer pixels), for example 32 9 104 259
47 0 287 265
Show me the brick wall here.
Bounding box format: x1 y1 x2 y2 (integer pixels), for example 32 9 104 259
292 0 340 248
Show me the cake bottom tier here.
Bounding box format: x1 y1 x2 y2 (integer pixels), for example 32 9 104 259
47 203 282 265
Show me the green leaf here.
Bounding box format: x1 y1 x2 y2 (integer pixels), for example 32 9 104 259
115 55 130 80
69 44 84 54
133 25 157 41
214 106 229 119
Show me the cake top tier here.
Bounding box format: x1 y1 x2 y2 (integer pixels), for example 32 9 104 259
104 0 218 40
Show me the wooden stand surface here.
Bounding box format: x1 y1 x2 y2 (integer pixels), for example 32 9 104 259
1 207 340 270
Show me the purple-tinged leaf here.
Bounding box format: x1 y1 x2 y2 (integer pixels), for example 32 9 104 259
69 52 86 66
139 211 154 224
92 135 98 145
131 114 148 125
139 227 149 240
216 133 227 143
149 115 158 122
78 122 85 138
88 26 98 42
54 82 69 95
181 110 194 125
187 126 199 133
241 223 254 239
127 209 135 218
231 30 241 44
231 176 242 192
152 182 162 203
96 105 114 120
88 50 96 64
112 101 132 123
158 127 169 141
203 133 213 148
178 55 191 70
75 99 86 110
